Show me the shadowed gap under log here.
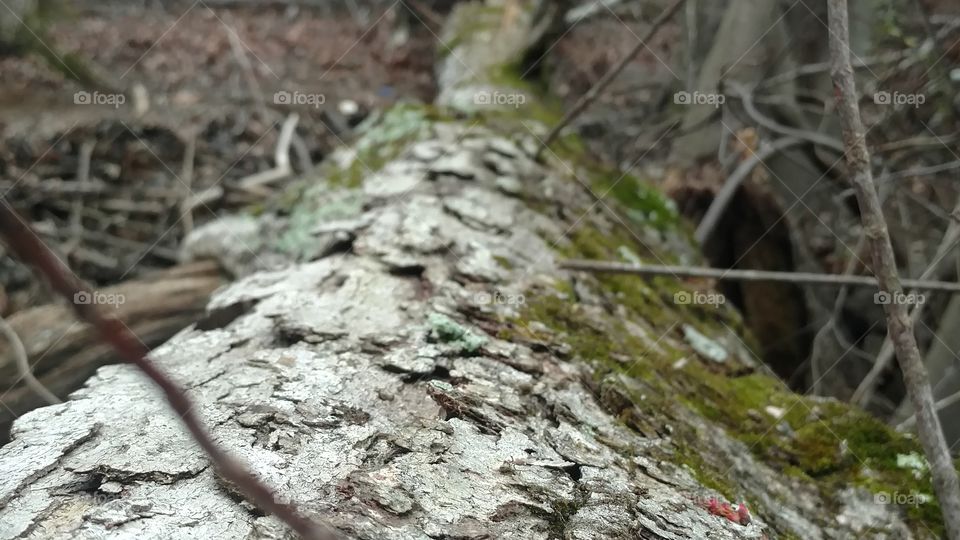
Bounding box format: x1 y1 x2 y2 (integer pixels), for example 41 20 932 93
670 177 812 387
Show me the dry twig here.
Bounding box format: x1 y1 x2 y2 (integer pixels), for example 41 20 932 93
237 113 300 194
0 314 59 406
0 201 334 540
538 0 686 154
827 2 960 536
559 259 960 292
179 134 197 234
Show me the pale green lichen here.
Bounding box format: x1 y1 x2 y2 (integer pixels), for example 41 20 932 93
617 246 642 265
428 312 487 355
327 104 440 188
897 452 929 478
275 190 364 258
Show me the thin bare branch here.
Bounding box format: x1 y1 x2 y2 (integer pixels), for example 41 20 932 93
0 201 335 540
559 259 960 292
538 0 685 154
898 388 960 431
852 198 960 406
237 113 300 194
696 136 804 245
0 314 60 405
827 1 960 537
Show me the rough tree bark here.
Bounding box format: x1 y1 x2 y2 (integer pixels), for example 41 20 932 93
0 1 949 539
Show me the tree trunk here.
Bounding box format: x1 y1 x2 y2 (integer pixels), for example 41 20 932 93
0 2 946 538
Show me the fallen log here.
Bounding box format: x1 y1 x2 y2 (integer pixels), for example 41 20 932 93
0 1 948 538
0 261 223 442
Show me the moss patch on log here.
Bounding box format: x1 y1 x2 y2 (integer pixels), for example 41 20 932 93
498 182 950 535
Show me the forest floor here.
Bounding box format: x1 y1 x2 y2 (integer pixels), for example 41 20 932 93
0 0 674 313
0 1 439 311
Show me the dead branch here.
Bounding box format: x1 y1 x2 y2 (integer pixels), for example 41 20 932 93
0 314 59 406
725 81 845 154
899 388 960 431
827 2 960 537
179 134 197 234
559 259 960 292
538 0 686 154
0 202 334 540
0 260 221 436
237 113 300 194
852 196 960 406
223 15 270 122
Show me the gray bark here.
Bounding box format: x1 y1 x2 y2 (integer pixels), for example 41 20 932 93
0 1 930 538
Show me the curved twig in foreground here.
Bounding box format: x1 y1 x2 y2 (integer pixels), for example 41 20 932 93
0 201 334 540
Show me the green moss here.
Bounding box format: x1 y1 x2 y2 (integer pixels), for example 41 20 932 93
504 288 617 362
493 255 514 270
676 361 947 536
672 438 740 501
498 228 948 535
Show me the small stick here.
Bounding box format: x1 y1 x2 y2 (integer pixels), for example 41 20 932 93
725 81 845 154
179 134 197 234
898 388 960 431
559 259 960 292
237 113 300 193
66 141 95 254
0 314 60 405
0 201 333 540
538 0 685 155
223 16 270 122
